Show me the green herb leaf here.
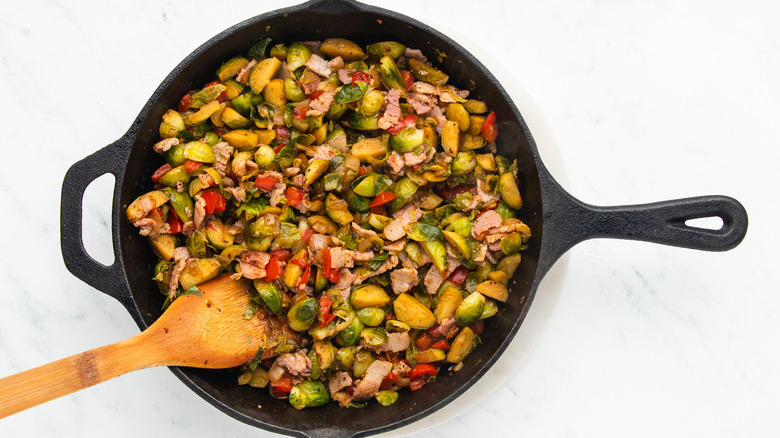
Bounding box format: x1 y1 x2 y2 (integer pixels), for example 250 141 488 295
236 197 270 220
247 38 272 60
248 346 264 371
334 82 369 104
406 223 443 242
272 139 296 169
368 252 389 270
180 286 203 297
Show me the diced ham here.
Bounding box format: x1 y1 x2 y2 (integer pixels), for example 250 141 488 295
329 246 355 269
269 182 286 207
168 247 195 300
403 47 428 63
306 91 335 117
274 350 312 378
351 222 378 239
305 54 332 77
284 167 301 177
471 209 504 240
377 89 402 130
367 331 410 353
237 260 266 279
328 371 353 395
410 81 438 95
225 187 246 203
303 40 321 55
312 145 336 160
230 152 258 177
351 360 392 401
308 234 331 252
335 268 356 301
235 59 257 85
383 238 407 253
390 267 418 295
153 137 179 154
429 317 457 337
354 250 374 262
407 92 437 115
337 68 353 84
133 217 157 237
242 250 270 268
383 205 422 241
193 196 207 229
403 149 428 167
301 75 320 95
329 56 344 71
386 151 405 174
355 255 398 284
423 257 460 294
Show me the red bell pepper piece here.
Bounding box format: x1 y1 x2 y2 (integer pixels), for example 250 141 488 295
254 175 277 191
307 90 324 100
184 160 202 173
329 268 340 283
151 163 173 183
271 373 293 396
431 339 450 350
369 191 396 208
469 319 484 336
481 111 498 143
414 332 433 351
400 70 414 91
447 266 469 287
322 249 332 280
409 363 439 380
297 265 311 290
293 105 308 120
387 114 417 135
275 125 289 139
351 71 371 83
285 186 304 208
301 228 314 243
265 256 282 281
178 94 193 112
167 209 183 234
200 189 226 214
318 294 334 327
271 249 292 262
380 371 400 390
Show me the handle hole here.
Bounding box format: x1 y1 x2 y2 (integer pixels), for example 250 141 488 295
684 216 724 231
82 174 116 266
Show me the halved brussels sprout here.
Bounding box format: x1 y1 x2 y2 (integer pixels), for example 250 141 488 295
442 230 471 260
348 111 380 130
325 193 354 225
204 218 235 250
420 240 447 272
451 151 478 175
446 326 477 363
434 286 463 324
353 349 376 378
367 41 406 60
480 298 499 319
336 346 357 370
407 58 449 86
441 120 460 156
336 316 364 347
357 89 385 116
284 77 306 102
289 381 330 410
149 234 176 261
178 258 221 290
286 42 312 72
351 137 388 161
499 232 523 255
414 348 446 364
387 177 419 213
249 57 282 94
190 83 226 109
389 127 424 152
454 291 486 326
183 100 221 126
253 279 284 315
407 222 443 242
360 327 389 347
287 297 318 332
375 390 399 407
314 339 335 370
474 280 509 302
126 190 169 222
393 293 436 330
356 307 386 326
182 141 216 163
320 38 366 62
159 165 189 188
350 284 391 309
499 172 523 209
445 103 470 132
304 159 329 186
496 253 522 280
159 109 185 139
463 99 488 114
378 55 406 95
186 229 208 258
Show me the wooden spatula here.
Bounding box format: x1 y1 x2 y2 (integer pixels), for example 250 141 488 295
0 274 265 418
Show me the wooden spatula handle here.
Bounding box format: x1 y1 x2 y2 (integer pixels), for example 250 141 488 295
0 333 161 419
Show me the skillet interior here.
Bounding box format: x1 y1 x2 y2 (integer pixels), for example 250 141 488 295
118 1 544 435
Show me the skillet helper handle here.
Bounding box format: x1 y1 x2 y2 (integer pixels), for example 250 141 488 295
61 139 128 300
539 167 748 275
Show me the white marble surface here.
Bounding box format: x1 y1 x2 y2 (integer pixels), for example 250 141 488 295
1 0 778 436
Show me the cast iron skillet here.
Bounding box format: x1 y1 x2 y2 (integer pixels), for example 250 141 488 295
59 0 748 436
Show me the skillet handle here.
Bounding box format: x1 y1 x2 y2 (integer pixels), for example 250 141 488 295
61 138 131 305
538 164 748 276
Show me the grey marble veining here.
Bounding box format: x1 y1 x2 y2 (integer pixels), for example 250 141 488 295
0 0 778 436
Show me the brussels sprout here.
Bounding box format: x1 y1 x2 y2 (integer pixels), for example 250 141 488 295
499 232 523 256
222 129 258 150
387 177 419 213
251 145 274 169
286 42 312 72
385 319 411 333
375 390 399 407
253 279 284 315
404 241 425 266
262 78 286 109
348 111 380 130
304 159 329 186
357 89 385 116
393 293 436 330
190 83 227 109
157 164 189 188
463 99 488 114
164 143 186 167
204 218 235 250
336 346 357 370
246 37 271 60
350 137 387 161
320 38 366 62
415 348 446 364
360 327 388 348
389 127 424 153
417 191 443 210
325 193 355 226
353 349 376 378
445 103 470 132
468 114 486 136
367 213 392 231
183 100 221 126
181 141 216 163
407 58 449 86
249 57 282 94
269 43 288 60
336 315 364 347
420 240 447 273
495 200 517 220
162 189 193 222
475 280 508 303
149 234 176 261
460 132 486 150
351 172 379 197
496 253 522 280
407 223 443 242
306 215 338 235
434 286 463 324
499 172 523 210
178 258 221 290
287 297 318 332
442 230 470 260
306 349 322 381
282 249 307 288
289 381 330 410
346 190 370 213
326 102 349 120
276 222 303 250
159 109 186 139
356 307 386 326
455 291 486 326
314 339 336 370
367 41 406 60
446 326 477 363
440 120 460 157
378 55 406 95
451 151 478 176
186 229 208 258
350 284 391 309
487 270 509 287
445 216 473 238
309 318 338 341
480 298 499 319
248 366 270 388
283 77 306 102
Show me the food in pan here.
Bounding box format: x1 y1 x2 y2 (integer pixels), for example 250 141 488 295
125 36 530 409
